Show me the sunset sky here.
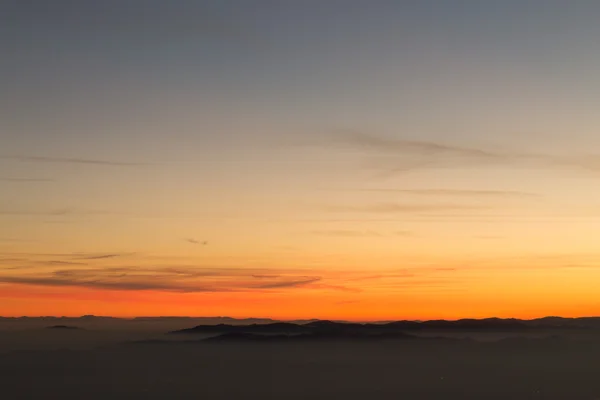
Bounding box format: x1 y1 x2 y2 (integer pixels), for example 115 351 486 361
2 1 600 320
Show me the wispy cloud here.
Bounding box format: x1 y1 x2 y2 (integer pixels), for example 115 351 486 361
39 261 88 267
0 178 54 183
328 131 600 175
342 275 385 282
332 130 502 160
323 203 489 214
184 238 207 245
355 188 539 198
0 208 114 217
7 252 591 295
2 155 148 167
256 276 322 289
312 283 362 293
0 264 324 293
0 257 28 264
0 275 213 293
308 229 414 238
308 230 383 237
72 253 132 260
1 253 452 293
0 252 135 263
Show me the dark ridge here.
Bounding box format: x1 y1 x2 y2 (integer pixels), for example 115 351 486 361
202 331 419 343
169 322 307 335
302 320 367 330
46 325 82 330
303 320 338 327
131 316 279 324
382 318 532 331
169 317 599 336
168 323 239 334
2 315 600 326
418 318 530 330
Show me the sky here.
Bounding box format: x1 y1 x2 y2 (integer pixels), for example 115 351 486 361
1 0 600 320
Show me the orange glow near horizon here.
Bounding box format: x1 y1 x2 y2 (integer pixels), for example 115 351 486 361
4 2 600 322
2 260 599 321
1 240 600 320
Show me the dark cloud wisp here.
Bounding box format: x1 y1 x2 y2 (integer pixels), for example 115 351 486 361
0 265 325 293
355 188 539 198
0 178 55 183
323 203 490 214
2 155 149 167
329 131 600 174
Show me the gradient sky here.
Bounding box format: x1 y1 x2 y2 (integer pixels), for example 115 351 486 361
2 0 600 320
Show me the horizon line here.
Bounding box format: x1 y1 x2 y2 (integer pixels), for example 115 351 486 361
1 314 599 322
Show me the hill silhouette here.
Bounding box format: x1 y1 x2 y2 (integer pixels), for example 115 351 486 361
201 330 419 343
45 325 83 330
169 316 599 338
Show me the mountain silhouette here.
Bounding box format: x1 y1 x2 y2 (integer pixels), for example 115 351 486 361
171 322 308 335
202 330 420 343
46 325 82 330
169 317 598 337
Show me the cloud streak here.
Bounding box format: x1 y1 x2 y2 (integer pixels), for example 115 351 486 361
333 131 502 160
308 230 383 237
39 261 88 267
0 209 116 217
312 283 362 293
0 275 211 293
255 276 322 289
308 229 414 238
355 188 539 198
1 255 462 294
323 203 489 214
329 131 600 175
0 178 55 183
2 155 148 167
184 238 207 245
73 254 129 260
0 267 323 293
2 252 597 296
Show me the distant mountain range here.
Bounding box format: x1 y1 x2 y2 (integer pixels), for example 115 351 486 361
45 325 83 330
0 316 317 325
0 316 318 331
2 316 599 333
169 317 600 339
200 330 420 343
0 316 278 324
